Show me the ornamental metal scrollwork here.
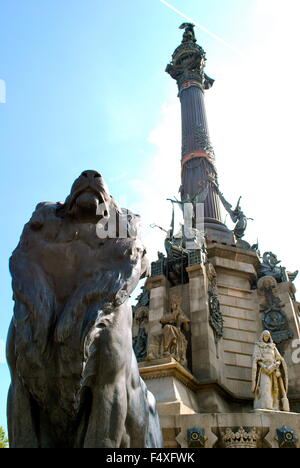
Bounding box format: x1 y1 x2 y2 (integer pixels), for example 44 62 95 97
193 125 214 157
257 276 293 353
206 263 223 343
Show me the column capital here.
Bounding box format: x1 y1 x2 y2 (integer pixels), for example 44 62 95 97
166 24 214 93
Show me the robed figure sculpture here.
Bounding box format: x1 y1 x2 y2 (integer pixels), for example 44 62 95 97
251 330 289 412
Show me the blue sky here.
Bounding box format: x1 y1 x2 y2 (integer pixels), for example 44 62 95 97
1 0 300 432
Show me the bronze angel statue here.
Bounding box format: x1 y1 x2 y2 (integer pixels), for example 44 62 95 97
251 330 289 412
213 186 253 239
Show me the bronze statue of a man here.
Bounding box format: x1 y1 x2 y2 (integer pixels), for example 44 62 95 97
7 170 163 448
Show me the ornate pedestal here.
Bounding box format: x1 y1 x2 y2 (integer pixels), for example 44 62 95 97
133 241 300 448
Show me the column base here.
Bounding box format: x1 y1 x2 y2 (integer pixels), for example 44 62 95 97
204 218 235 245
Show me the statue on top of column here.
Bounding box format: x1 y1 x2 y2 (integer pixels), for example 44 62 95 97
179 23 197 43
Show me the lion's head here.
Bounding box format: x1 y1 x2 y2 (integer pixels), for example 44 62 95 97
57 170 121 222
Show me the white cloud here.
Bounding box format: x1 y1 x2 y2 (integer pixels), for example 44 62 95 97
132 0 300 290
129 94 182 263
205 0 300 288
109 171 129 184
0 340 6 365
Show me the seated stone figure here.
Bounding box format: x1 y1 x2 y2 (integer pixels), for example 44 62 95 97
160 296 190 367
147 296 190 367
7 170 163 448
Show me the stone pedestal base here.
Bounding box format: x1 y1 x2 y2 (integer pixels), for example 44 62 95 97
139 359 300 448
139 358 199 416
172 412 300 448
139 358 200 448
205 219 235 245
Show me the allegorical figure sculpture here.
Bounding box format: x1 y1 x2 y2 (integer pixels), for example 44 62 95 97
206 262 223 346
7 170 163 448
133 306 149 363
251 330 290 412
160 296 190 367
146 296 190 366
215 190 253 240
257 276 293 352
260 251 298 283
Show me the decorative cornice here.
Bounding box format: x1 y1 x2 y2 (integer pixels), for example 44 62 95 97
139 359 258 403
139 357 199 392
207 243 261 270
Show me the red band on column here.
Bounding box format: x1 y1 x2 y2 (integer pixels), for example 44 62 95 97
181 151 212 167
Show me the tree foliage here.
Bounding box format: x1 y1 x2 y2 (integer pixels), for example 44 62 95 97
0 427 8 448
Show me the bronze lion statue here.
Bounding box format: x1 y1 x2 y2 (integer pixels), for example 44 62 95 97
7 170 163 448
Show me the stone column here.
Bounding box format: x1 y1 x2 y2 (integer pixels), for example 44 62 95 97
186 263 229 412
145 275 170 359
187 264 219 381
165 24 235 245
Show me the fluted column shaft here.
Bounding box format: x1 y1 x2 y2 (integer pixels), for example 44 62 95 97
179 84 222 222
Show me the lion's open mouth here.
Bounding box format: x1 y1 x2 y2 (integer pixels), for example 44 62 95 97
72 188 103 205
75 192 99 211
70 188 107 219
